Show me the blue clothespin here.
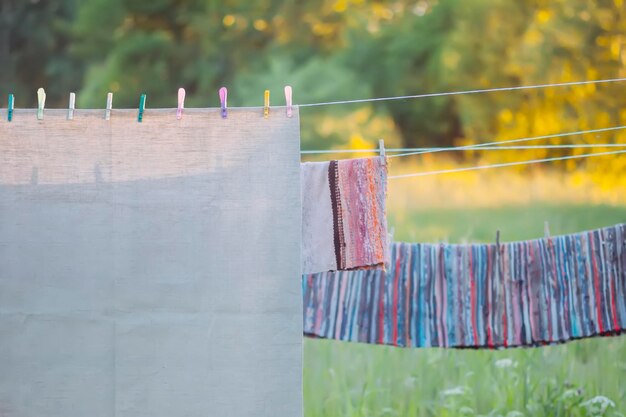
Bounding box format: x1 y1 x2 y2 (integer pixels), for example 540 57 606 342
7 94 14 122
138 94 146 122
37 88 46 120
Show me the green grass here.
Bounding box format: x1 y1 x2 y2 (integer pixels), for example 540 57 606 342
304 204 626 417
389 204 626 244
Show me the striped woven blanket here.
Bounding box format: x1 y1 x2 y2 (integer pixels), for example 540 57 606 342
303 224 626 348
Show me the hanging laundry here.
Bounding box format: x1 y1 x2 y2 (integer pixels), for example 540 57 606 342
0 108 303 417
301 157 388 274
303 224 626 348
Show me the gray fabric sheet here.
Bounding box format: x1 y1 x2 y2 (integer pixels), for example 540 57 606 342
0 108 302 417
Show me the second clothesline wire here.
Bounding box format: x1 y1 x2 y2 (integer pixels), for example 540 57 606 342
301 124 626 179
297 77 626 178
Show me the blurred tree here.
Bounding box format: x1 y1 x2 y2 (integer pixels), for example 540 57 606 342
485 0 626 169
3 0 624 157
0 0 82 106
70 0 356 108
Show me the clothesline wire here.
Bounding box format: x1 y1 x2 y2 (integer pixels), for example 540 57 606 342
389 149 626 179
387 125 626 158
301 143 626 154
300 125 626 156
298 77 626 107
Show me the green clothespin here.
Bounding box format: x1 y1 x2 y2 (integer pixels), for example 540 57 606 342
7 94 14 122
138 93 146 122
37 88 46 120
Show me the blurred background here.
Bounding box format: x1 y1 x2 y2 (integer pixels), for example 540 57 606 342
1 0 626 415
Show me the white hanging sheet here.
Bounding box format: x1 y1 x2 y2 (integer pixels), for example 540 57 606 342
0 108 302 417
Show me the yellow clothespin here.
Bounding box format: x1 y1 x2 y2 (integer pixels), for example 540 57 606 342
263 90 270 119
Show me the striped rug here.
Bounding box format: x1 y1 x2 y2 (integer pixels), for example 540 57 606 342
303 224 626 348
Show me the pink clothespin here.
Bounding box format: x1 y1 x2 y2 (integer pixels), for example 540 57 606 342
284 85 293 118
219 87 227 119
177 88 185 120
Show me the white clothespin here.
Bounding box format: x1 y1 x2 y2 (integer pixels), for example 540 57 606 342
105 92 113 120
284 85 293 118
67 92 76 120
544 221 551 238
177 88 185 120
37 88 46 120
379 139 386 165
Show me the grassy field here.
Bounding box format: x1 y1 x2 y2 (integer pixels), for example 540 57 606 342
304 203 626 417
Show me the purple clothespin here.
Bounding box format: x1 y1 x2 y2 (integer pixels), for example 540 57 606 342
177 88 185 120
284 85 293 118
219 87 227 118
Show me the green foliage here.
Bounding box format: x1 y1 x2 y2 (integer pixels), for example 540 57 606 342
0 0 82 106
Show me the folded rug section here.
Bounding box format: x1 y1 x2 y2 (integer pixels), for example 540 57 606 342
303 224 626 348
301 157 388 274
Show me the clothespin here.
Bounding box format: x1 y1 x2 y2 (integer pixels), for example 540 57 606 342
495 230 501 249
105 92 113 120
263 89 270 119
544 221 551 238
37 88 46 120
138 93 146 123
7 94 14 122
67 92 76 120
379 139 386 166
284 85 293 118
177 88 185 120
219 87 227 119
